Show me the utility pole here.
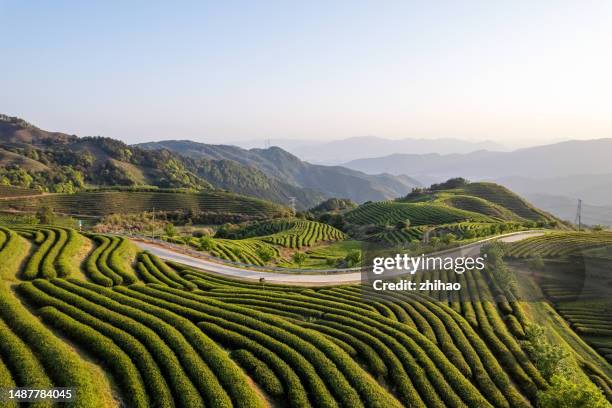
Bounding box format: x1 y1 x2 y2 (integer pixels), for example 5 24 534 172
575 199 582 231
288 197 296 215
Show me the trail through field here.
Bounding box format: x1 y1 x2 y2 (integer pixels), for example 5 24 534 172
134 231 545 285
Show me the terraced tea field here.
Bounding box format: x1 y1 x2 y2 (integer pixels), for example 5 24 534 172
507 231 612 367
0 225 610 407
346 201 496 226
458 183 555 222
0 185 43 198
506 232 612 258
166 219 346 266
371 222 526 246
0 190 289 219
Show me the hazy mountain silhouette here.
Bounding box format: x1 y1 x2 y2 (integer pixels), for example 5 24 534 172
232 136 504 164
344 139 612 180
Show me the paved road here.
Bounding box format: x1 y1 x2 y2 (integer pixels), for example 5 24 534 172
135 231 544 285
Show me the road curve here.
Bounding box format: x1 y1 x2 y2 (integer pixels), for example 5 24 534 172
134 231 544 285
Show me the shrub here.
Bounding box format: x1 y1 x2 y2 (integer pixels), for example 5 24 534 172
0 228 29 279
127 285 402 408
230 349 284 398
37 306 149 408
291 252 306 266
56 229 84 277
19 280 190 407
0 282 102 408
256 246 275 262
84 236 114 286
538 373 608 408
22 229 55 280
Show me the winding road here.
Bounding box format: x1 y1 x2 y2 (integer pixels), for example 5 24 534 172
134 231 544 285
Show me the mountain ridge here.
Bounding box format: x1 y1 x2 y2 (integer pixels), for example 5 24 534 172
343 138 612 180
0 115 419 209
232 135 505 164
136 140 421 205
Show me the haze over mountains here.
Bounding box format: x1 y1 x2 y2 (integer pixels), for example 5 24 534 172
342 139 612 224
232 136 504 165
2 113 611 224
343 139 612 179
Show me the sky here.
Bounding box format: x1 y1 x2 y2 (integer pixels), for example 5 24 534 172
1 0 611 147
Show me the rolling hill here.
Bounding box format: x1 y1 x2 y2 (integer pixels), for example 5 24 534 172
137 140 421 204
0 187 289 220
0 115 419 209
345 181 562 228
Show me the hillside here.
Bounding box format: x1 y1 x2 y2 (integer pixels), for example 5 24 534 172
137 140 421 204
0 115 323 208
0 187 289 220
0 115 417 208
347 180 558 225
340 180 564 247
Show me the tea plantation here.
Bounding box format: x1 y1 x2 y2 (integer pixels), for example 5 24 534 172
0 225 610 407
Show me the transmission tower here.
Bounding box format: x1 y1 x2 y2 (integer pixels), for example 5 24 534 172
288 197 296 215
575 199 582 231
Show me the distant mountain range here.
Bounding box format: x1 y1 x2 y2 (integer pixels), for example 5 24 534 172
232 136 504 164
136 140 421 205
344 139 612 180
343 139 612 225
523 193 612 226
0 115 419 209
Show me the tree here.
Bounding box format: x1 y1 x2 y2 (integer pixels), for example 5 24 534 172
164 223 178 237
199 236 216 251
528 255 545 271
538 374 608 408
326 257 338 267
395 219 411 230
463 229 475 239
345 249 362 267
522 325 608 408
36 206 55 224
523 325 568 380
256 246 275 262
442 233 457 244
292 252 307 267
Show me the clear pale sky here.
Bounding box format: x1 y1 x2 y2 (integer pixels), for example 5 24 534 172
1 1 611 146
